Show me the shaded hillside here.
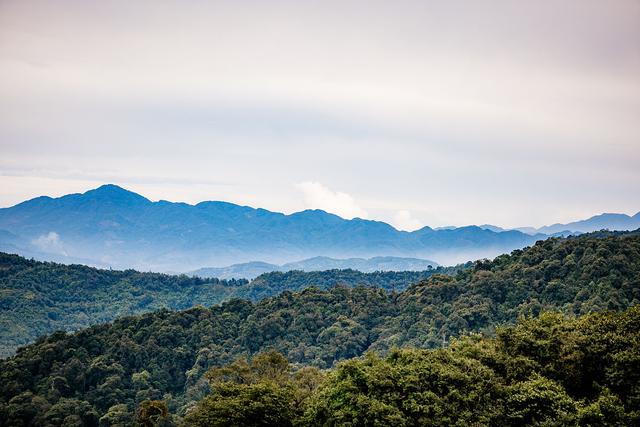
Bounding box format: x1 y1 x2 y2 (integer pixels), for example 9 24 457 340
1 231 638 422
0 254 246 357
0 255 444 357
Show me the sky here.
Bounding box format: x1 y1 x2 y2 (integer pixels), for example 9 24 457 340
1 0 639 230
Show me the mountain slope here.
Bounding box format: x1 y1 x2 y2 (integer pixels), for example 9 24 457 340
191 256 439 279
190 261 280 280
0 254 446 357
282 255 438 273
0 185 542 270
536 212 640 234
0 254 246 357
1 230 638 421
451 213 640 236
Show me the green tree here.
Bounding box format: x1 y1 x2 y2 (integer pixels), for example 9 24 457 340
185 350 323 427
503 374 577 425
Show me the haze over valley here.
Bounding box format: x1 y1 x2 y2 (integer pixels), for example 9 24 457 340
1 184 638 273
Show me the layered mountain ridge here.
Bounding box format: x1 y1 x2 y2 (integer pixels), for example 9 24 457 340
0 185 538 270
189 255 439 279
0 184 637 271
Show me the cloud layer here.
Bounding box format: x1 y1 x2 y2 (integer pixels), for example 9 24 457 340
32 231 67 255
296 182 368 220
392 210 424 232
0 0 638 228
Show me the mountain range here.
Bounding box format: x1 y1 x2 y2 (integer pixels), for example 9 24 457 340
445 215 640 235
527 212 640 234
190 255 439 279
0 184 637 272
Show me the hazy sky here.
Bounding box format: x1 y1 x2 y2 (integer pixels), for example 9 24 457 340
1 0 639 229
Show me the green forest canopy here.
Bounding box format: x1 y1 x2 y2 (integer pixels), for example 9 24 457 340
0 230 638 424
0 255 449 357
187 307 640 426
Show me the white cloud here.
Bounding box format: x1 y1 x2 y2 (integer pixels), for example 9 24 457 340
392 210 424 231
1 1 639 227
32 231 67 255
296 181 368 220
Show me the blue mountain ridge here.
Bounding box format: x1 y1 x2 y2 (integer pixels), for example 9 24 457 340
0 184 635 271
189 255 440 280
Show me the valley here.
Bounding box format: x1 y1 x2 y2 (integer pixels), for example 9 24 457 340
1 230 638 424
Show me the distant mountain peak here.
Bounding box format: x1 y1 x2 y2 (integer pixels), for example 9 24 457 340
87 184 136 195
293 209 334 216
82 184 150 204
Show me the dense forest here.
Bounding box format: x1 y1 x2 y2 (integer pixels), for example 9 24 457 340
0 255 244 358
1 231 638 425
0 256 447 357
186 307 640 426
232 268 457 302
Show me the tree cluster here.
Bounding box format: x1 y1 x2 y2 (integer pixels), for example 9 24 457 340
186 306 640 426
0 255 448 357
0 231 638 424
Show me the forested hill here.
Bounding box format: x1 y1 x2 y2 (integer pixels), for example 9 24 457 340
0 255 447 357
232 268 457 302
1 231 638 423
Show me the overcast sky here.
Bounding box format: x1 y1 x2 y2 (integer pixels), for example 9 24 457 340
1 0 639 229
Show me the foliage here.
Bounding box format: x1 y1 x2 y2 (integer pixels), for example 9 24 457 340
184 350 320 427
0 254 447 357
0 231 639 424
234 268 457 301
304 306 640 426
0 253 246 357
